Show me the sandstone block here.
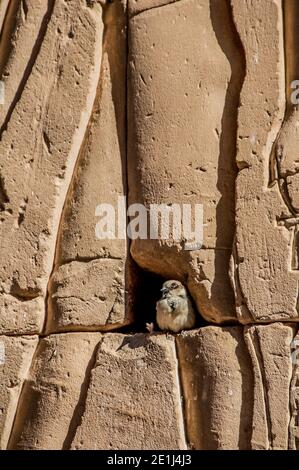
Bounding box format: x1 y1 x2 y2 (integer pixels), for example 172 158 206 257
177 324 294 450
9 333 102 450
0 294 44 335
47 0 133 332
0 0 104 334
47 259 128 332
289 329 299 450
71 333 186 450
244 323 294 450
128 0 244 323
231 0 299 322
0 335 38 449
0 1 49 126
176 326 253 450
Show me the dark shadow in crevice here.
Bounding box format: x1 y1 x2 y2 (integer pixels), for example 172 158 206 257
0 0 55 139
121 262 208 334
234 330 255 450
62 341 100 450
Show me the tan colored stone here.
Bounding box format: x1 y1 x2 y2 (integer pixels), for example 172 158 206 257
177 324 294 450
231 0 299 322
9 333 102 450
128 0 244 323
128 0 179 17
0 0 9 29
0 335 38 450
0 294 44 335
0 0 104 308
176 326 253 450
57 0 127 264
244 323 294 450
47 259 127 332
47 1 133 332
71 333 186 450
288 329 299 450
0 1 49 126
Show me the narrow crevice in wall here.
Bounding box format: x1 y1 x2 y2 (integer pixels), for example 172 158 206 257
251 330 272 449
0 0 20 76
45 1 130 334
6 337 41 450
211 0 246 318
288 325 299 449
43 8 107 334
62 339 103 450
0 0 55 139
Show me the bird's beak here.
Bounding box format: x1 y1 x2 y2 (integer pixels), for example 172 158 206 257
161 287 168 297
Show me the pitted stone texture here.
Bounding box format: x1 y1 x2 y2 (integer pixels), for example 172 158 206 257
176 327 253 450
9 333 102 450
57 0 127 263
0 0 48 125
47 1 133 332
244 323 294 450
0 0 104 306
0 335 38 450
289 330 299 450
177 324 294 450
128 0 244 323
0 294 44 335
231 0 299 322
71 334 186 450
0 0 9 32
47 260 128 332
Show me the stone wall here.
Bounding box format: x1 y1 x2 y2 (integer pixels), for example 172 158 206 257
0 0 298 450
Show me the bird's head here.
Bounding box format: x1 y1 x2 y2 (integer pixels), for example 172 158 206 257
160 280 186 299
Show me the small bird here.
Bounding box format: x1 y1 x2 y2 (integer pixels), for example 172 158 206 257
156 280 196 333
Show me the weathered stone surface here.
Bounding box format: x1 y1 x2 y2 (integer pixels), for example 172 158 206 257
47 0 133 332
128 0 244 323
0 0 299 453
71 334 186 450
47 260 127 332
244 323 294 450
0 0 9 32
289 330 299 450
176 326 253 450
9 333 102 450
177 324 294 450
0 335 38 450
57 0 127 264
128 0 179 17
0 1 49 125
231 0 299 322
0 294 44 335
0 0 104 325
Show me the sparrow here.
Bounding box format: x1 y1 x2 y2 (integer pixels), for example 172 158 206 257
156 280 196 333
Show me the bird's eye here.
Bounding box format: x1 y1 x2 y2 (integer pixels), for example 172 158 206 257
171 283 178 289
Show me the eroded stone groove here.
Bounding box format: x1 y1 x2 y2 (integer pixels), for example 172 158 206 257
0 335 38 450
289 330 299 449
176 324 295 450
1 0 299 452
231 0 299 322
128 0 245 324
0 0 55 139
46 0 132 333
0 0 104 334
